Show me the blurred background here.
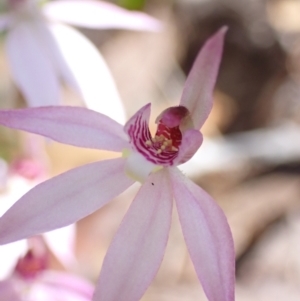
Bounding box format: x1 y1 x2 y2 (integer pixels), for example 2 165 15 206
1 0 300 300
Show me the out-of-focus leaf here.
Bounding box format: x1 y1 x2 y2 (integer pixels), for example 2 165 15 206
118 0 146 10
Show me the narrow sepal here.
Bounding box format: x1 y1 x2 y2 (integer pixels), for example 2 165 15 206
43 0 161 32
170 167 235 301
94 169 172 301
180 27 227 130
0 106 129 152
0 158 134 245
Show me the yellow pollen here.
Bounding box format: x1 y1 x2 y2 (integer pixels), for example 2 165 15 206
154 135 165 143
145 134 178 153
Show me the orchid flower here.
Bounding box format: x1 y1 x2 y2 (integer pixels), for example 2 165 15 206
0 0 161 123
0 168 76 280
0 237 94 301
0 27 235 301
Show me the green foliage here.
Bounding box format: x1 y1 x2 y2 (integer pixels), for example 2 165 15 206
0 1 6 13
118 0 146 10
38 0 49 8
0 128 20 162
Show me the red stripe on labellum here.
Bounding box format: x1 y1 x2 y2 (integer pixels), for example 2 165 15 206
125 105 190 166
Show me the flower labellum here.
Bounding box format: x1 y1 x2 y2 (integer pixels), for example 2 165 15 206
0 27 235 301
123 103 203 182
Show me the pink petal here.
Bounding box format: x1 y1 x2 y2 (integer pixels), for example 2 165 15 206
94 169 172 301
0 13 11 30
0 240 27 280
44 225 76 269
13 21 81 105
5 21 61 107
0 158 134 245
49 23 126 124
43 0 161 31
0 159 8 190
174 129 203 165
180 27 227 130
24 271 94 301
39 271 94 299
0 279 21 301
169 168 235 301
0 106 129 152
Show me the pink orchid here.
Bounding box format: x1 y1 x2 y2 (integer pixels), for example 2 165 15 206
0 172 76 280
0 270 94 301
0 0 160 123
0 27 235 301
0 237 94 301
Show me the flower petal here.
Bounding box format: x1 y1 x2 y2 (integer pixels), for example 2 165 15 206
169 168 235 301
39 271 94 300
26 271 94 301
0 106 129 151
0 158 134 245
180 27 227 130
94 169 172 301
0 13 11 31
5 21 61 107
44 225 76 269
0 159 8 190
49 23 126 124
0 279 21 301
43 0 161 31
174 129 203 165
0 241 27 280
12 20 80 105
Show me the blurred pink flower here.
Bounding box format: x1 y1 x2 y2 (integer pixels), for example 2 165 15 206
0 271 94 301
0 28 235 301
0 172 76 280
0 0 161 123
0 237 94 301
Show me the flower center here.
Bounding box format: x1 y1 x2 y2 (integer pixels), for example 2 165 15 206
124 104 197 182
144 105 190 163
145 121 182 154
15 249 48 279
125 104 192 167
